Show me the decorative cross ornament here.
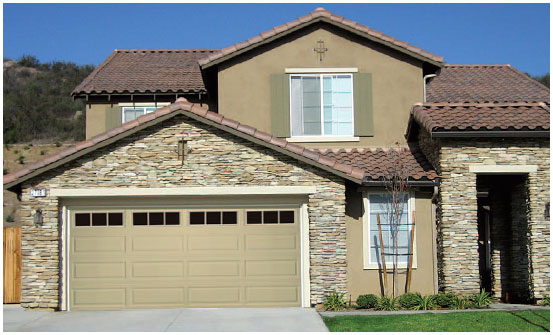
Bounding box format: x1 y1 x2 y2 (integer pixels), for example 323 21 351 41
313 39 328 61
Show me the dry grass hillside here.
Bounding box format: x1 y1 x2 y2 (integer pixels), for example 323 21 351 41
3 143 73 227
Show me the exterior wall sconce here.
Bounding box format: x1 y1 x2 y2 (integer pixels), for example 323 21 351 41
34 209 43 227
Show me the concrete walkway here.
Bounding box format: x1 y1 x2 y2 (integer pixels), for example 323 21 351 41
3 305 328 332
320 303 549 317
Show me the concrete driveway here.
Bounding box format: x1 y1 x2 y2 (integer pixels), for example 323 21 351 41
3 304 328 332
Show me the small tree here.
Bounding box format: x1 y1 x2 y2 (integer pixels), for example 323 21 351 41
381 144 410 298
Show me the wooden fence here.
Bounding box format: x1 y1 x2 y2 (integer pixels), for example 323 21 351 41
3 227 21 303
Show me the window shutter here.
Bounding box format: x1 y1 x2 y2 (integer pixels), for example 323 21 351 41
105 105 121 131
353 73 374 137
270 74 290 138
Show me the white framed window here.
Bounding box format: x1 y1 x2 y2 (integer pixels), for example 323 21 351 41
289 73 354 138
121 106 157 123
362 191 417 269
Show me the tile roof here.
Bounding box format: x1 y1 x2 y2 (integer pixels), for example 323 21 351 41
318 146 438 182
198 7 444 68
72 49 218 96
426 65 550 103
4 98 368 189
409 102 550 135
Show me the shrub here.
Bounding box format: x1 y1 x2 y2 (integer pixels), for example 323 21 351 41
14 149 19 154
6 215 14 223
470 289 492 308
398 292 421 309
323 290 347 311
356 294 379 309
55 141 62 147
4 143 10 151
377 296 399 311
412 295 437 311
434 293 458 308
3 168 8 175
23 145 30 150
540 295 550 306
452 295 471 310
40 150 46 155
18 155 25 164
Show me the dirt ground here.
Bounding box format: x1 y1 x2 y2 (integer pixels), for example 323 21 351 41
3 143 73 226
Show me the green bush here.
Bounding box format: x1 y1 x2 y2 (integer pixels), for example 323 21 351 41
470 289 492 309
434 293 458 308
23 145 30 150
412 295 437 311
323 290 347 311
40 150 46 155
14 149 19 154
4 143 10 151
540 295 550 306
18 155 25 164
398 292 421 309
377 296 399 311
452 295 471 310
55 141 62 147
3 168 8 175
356 294 379 309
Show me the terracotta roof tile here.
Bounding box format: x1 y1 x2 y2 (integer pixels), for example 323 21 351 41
198 7 443 68
411 102 550 133
427 65 550 103
319 145 438 182
72 49 218 96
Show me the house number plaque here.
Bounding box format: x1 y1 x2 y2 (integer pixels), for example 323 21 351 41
31 189 47 197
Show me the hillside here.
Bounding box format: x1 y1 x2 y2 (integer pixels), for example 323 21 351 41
3 56 94 144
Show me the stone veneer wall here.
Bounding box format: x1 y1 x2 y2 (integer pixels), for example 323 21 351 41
437 138 550 299
18 115 347 309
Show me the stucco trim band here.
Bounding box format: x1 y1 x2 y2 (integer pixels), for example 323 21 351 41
468 165 538 174
50 186 318 197
285 67 358 73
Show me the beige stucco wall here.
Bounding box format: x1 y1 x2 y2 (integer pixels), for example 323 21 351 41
85 104 107 139
217 24 424 148
346 186 437 298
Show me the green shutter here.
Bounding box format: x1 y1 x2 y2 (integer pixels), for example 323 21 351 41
270 74 290 138
105 105 121 131
353 73 374 137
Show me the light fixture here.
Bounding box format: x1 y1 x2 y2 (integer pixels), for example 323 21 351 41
175 133 192 165
33 209 43 227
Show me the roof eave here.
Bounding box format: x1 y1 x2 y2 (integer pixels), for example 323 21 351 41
431 130 550 139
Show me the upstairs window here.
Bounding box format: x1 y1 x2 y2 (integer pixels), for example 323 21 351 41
122 106 157 123
290 74 354 137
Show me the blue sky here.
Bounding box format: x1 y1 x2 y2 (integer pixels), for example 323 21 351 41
3 3 550 76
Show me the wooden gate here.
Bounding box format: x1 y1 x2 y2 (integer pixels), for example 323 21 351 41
3 227 21 303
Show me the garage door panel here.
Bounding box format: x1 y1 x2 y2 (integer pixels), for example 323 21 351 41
188 261 240 277
188 287 241 304
131 288 185 305
73 262 126 279
188 235 239 251
73 236 126 253
246 286 299 303
245 235 297 250
131 236 184 252
131 262 184 278
73 288 126 307
245 260 298 276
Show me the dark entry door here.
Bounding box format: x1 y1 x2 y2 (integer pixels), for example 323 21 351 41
477 201 492 293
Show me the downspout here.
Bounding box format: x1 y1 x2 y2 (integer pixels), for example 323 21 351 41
431 185 439 293
423 74 437 103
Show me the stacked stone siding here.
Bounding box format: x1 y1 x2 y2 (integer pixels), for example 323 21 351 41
438 138 550 299
19 115 347 309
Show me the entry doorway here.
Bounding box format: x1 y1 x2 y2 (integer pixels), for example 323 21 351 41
476 174 531 303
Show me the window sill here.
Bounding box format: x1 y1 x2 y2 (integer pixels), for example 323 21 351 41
286 136 360 143
364 264 418 270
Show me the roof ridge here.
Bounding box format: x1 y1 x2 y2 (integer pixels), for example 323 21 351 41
419 102 549 108
71 49 119 95
444 64 511 67
4 98 366 188
198 7 443 68
115 49 219 53
504 65 551 92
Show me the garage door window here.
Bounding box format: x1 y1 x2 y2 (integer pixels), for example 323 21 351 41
132 212 181 226
75 212 123 227
189 211 238 225
246 210 295 224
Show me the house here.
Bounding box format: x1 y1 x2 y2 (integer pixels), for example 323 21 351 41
3 7 549 310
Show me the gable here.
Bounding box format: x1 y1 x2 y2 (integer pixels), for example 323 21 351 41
4 99 366 190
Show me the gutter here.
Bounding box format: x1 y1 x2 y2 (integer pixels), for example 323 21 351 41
431 130 550 138
423 74 437 103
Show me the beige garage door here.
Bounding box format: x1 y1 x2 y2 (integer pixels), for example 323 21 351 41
69 207 301 310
